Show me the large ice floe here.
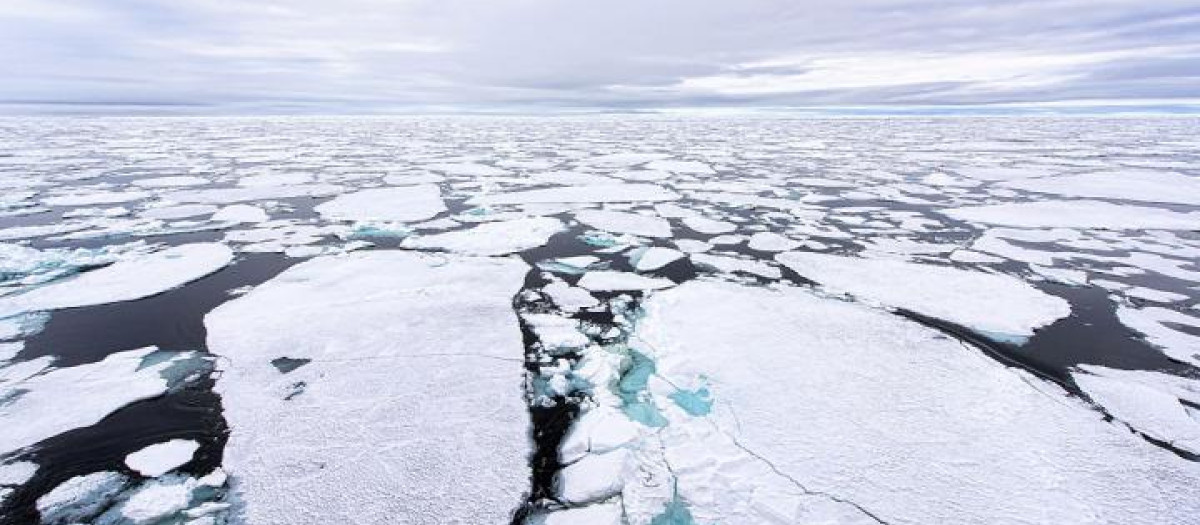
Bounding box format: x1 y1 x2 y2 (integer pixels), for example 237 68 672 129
596 280 1200 524
0 243 233 319
999 170 1200 205
206 251 531 524
401 216 565 255
941 200 1200 229
314 184 446 223
775 251 1070 339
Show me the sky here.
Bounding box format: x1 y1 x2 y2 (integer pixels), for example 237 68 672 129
3 0 1200 114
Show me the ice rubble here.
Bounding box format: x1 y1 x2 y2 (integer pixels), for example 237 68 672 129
575 210 673 239
467 184 680 206
623 280 1200 524
37 468 230 525
0 243 233 319
125 439 201 477
776 251 1070 338
402 216 564 255
0 347 204 456
314 184 446 223
207 251 530 524
942 200 1200 229
1000 170 1200 205
1073 366 1200 455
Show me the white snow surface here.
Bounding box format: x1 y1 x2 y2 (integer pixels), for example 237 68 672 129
0 243 233 319
776 251 1070 337
207 251 531 525
1073 366 1200 455
314 185 446 223
125 439 201 477
402 216 564 255
634 280 1200 524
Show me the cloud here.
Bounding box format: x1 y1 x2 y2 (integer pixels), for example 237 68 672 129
3 0 1199 112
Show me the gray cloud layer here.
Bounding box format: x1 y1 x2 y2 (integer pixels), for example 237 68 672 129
4 0 1200 112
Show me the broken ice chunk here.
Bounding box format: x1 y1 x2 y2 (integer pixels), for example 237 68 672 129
556 449 633 505
681 216 736 235
529 501 625 525
37 471 130 525
629 247 684 272
125 439 200 477
469 184 679 206
402 216 564 256
524 313 590 354
575 209 673 238
0 460 36 486
211 204 269 224
747 231 801 252
543 280 600 312
578 271 674 292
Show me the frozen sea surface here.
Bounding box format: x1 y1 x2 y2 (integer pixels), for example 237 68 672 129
1 116 1199 524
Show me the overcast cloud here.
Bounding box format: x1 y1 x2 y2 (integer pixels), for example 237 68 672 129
3 0 1200 113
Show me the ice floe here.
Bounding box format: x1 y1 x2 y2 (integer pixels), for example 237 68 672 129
468 184 680 206
315 184 445 223
1073 365 1200 455
1001 170 1200 206
207 251 530 524
943 200 1200 230
402 216 564 255
628 247 684 272
629 280 1200 524
576 210 672 239
0 243 233 319
578 271 675 292
125 439 201 477
776 251 1070 338
0 347 205 456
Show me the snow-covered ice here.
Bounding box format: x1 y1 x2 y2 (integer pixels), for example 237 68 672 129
942 200 1200 230
1001 170 1200 205
125 439 201 477
468 184 680 205
776 251 1070 338
0 243 233 319
578 271 675 292
207 251 531 525
315 185 446 223
0 347 203 456
575 210 673 238
402 216 564 255
631 280 1200 524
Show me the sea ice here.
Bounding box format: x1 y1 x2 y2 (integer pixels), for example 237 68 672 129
0 460 36 486
1001 170 1200 205
211 204 269 224
942 200 1200 230
578 271 674 292
747 231 801 252
0 243 233 319
543 280 600 311
0 347 202 456
36 471 129 524
125 439 201 477
629 247 684 272
680 216 736 235
776 251 1070 337
468 184 679 206
575 210 673 238
1116 305 1200 366
1073 366 1200 455
632 280 1200 524
207 251 531 525
402 216 564 255
315 185 445 223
